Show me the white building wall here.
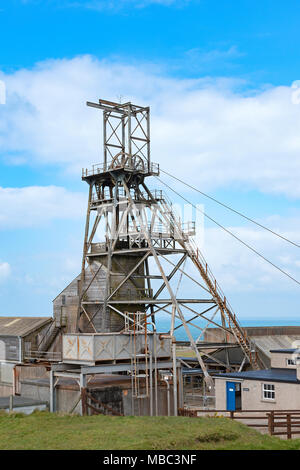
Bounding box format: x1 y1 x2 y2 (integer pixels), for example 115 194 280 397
215 378 300 411
271 353 297 369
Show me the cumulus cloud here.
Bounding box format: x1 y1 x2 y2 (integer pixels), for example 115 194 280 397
184 45 244 71
1 55 300 197
197 214 300 293
0 262 11 282
0 186 86 229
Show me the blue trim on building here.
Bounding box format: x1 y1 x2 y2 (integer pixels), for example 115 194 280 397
269 349 298 354
213 368 300 384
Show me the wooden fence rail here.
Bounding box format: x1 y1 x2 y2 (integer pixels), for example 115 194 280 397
81 389 124 416
178 408 300 439
267 411 300 439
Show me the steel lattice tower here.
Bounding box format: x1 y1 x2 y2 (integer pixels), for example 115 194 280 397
77 98 259 389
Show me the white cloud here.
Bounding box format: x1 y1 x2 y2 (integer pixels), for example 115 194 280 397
185 45 244 65
197 214 300 293
1 55 300 197
0 262 11 282
0 186 85 229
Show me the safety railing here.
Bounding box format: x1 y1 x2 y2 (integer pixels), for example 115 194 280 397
183 392 216 409
123 221 195 238
140 189 164 201
91 188 164 205
24 350 62 362
82 161 159 177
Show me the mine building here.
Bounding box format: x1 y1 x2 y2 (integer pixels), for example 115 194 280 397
214 348 300 412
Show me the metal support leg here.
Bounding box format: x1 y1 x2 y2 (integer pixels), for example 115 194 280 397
172 342 178 416
149 353 153 417
178 366 184 409
80 373 87 416
50 370 55 413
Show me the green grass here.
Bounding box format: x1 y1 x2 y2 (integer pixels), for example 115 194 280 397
1 411 300 450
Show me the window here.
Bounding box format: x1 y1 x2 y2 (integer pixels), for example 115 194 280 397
262 383 275 400
287 358 296 366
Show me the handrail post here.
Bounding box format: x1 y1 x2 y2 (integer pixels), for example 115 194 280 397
268 411 274 436
81 387 87 416
9 395 13 412
287 413 292 439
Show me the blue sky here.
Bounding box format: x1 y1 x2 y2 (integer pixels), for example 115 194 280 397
1 0 300 86
1 0 300 325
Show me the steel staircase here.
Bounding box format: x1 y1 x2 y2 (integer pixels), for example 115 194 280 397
38 323 61 355
160 197 260 370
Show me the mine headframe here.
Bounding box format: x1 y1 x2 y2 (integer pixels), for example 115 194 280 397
77 98 260 387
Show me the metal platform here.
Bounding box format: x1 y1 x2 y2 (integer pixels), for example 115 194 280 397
62 332 172 365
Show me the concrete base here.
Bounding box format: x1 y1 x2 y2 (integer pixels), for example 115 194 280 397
0 396 48 414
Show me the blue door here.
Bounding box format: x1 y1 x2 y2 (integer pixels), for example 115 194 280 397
226 381 236 411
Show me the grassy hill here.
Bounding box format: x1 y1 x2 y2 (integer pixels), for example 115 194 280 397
1 411 300 450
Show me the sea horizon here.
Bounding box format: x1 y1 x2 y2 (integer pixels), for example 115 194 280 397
157 318 300 341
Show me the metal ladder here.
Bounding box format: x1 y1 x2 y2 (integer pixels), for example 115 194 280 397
131 312 150 399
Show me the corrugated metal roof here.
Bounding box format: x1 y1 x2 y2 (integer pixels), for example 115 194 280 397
270 349 298 354
0 316 52 337
251 335 300 358
213 368 300 384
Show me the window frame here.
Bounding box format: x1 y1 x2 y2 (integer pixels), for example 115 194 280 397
262 383 275 401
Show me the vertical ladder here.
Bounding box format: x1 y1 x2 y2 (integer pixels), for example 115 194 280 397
131 312 150 399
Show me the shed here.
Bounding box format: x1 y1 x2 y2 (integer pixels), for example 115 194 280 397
0 316 52 362
213 348 300 412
